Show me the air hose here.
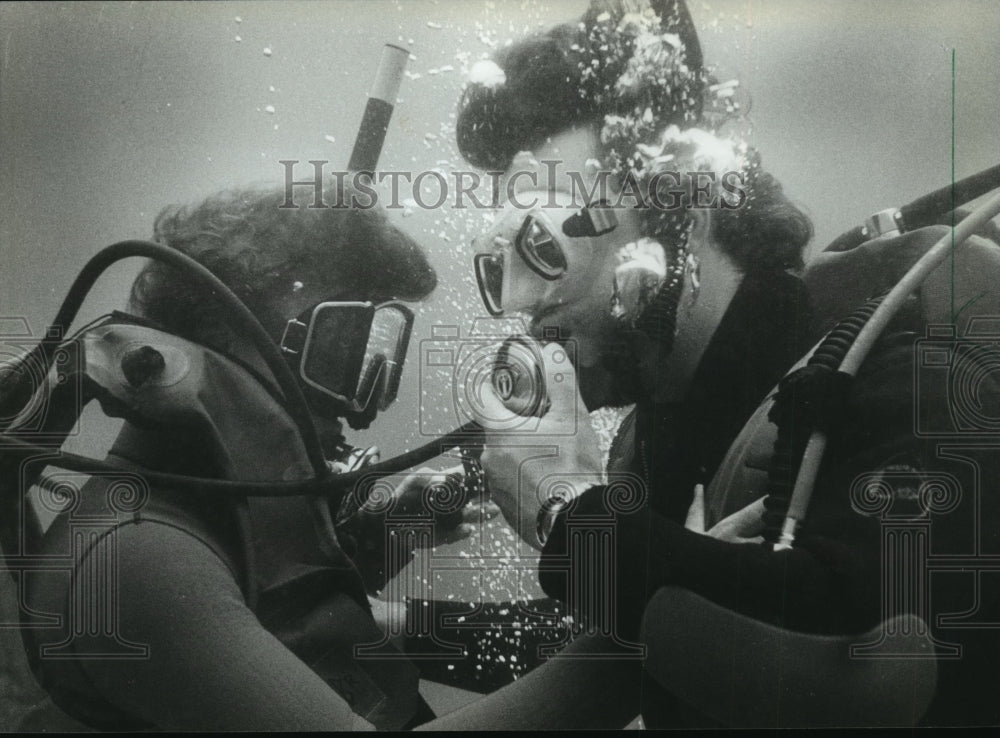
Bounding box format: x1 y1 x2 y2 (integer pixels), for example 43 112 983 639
761 293 886 541
0 240 331 480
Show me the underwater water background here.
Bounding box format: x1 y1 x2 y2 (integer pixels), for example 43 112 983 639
0 0 998 728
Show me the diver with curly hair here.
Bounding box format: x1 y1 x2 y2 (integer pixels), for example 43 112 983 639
14 183 485 731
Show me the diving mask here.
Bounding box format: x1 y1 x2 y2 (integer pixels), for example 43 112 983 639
280 300 414 413
474 201 618 316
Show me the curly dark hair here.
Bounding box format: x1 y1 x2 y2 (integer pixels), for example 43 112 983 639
129 185 437 353
455 0 811 274
712 163 812 273
457 0 704 172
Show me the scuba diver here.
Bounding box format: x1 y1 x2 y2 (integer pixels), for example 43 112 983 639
452 0 1000 728
0 182 490 731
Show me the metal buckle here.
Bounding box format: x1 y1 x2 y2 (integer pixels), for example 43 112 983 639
279 318 308 356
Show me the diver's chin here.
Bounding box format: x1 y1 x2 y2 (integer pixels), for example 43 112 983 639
597 329 659 408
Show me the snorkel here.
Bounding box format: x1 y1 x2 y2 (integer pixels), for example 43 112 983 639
348 44 410 174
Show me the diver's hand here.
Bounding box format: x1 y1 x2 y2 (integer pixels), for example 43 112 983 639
375 465 500 547
367 596 407 652
349 466 500 593
473 342 604 551
684 484 765 544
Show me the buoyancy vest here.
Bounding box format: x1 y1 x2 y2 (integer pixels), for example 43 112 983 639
12 316 421 730
640 227 1000 727
708 227 1000 524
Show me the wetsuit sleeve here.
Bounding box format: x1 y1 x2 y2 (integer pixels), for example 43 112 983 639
538 488 881 641
78 521 373 731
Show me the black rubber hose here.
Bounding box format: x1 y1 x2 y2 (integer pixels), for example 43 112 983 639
761 294 885 541
822 163 1000 253
2 240 330 478
0 421 482 498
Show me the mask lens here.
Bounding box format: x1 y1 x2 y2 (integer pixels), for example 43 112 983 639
292 302 412 412
517 216 566 279
474 252 505 316
300 304 371 399
356 305 413 411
